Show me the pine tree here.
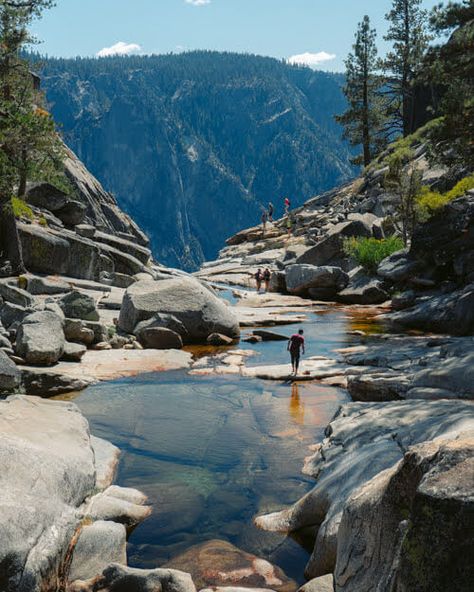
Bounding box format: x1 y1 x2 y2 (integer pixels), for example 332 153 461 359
425 0 474 167
336 16 386 167
383 0 431 137
0 0 59 274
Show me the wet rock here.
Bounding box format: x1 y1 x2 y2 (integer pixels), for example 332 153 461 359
68 521 127 583
207 333 234 346
0 349 21 390
286 265 348 298
391 289 416 310
68 564 196 592
61 341 87 362
243 335 263 343
252 329 288 341
21 367 92 396
119 278 240 343
138 327 184 350
58 291 100 322
164 539 296 592
255 400 474 580
16 310 65 366
335 434 474 592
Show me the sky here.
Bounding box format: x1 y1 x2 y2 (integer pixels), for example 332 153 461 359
32 0 441 72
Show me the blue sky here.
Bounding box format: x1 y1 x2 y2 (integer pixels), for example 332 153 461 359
33 0 440 71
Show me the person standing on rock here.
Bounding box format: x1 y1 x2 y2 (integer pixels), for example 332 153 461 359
263 268 271 292
268 202 274 222
255 268 263 293
288 329 305 376
284 197 290 215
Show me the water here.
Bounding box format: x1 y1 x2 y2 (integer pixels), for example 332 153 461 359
67 307 357 583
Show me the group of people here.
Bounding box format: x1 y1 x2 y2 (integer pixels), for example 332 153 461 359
254 268 272 292
260 197 292 237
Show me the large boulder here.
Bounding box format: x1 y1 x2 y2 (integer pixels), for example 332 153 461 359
15 310 65 365
119 278 240 343
285 264 349 298
296 219 373 267
55 200 87 226
0 396 96 592
377 249 418 283
335 434 474 592
25 182 68 211
58 291 100 322
0 349 20 390
389 284 474 336
0 279 34 308
137 327 183 350
337 271 389 305
255 399 474 580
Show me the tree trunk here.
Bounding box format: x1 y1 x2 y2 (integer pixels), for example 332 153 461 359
0 200 26 275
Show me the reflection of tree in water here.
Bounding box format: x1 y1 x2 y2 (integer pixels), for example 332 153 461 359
289 383 305 425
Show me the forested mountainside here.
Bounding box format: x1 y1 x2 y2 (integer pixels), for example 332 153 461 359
38 51 356 269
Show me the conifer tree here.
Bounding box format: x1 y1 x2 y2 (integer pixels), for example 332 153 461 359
0 0 60 274
426 0 474 166
336 16 386 167
383 0 431 137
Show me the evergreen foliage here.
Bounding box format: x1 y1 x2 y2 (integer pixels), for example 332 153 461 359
382 0 431 137
424 0 474 167
336 16 387 167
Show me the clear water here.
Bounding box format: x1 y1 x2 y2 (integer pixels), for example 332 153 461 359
67 308 358 583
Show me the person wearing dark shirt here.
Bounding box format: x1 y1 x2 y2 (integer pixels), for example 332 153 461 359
287 329 305 375
268 202 274 222
263 268 271 292
254 268 263 293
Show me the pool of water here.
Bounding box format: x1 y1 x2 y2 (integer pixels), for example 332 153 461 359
67 306 357 583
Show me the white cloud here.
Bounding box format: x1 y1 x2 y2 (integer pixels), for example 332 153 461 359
97 41 142 58
287 51 336 69
185 0 211 5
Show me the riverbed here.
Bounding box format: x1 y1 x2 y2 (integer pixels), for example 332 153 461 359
64 307 359 582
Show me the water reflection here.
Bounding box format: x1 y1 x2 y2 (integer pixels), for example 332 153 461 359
289 383 304 425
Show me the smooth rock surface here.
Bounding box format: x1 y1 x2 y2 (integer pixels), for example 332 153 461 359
15 310 65 366
119 277 240 342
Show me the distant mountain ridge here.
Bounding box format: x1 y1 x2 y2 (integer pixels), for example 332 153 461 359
39 51 356 269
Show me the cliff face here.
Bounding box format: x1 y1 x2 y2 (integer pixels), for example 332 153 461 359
39 52 356 270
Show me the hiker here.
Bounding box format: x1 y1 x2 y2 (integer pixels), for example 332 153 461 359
261 210 268 236
268 202 274 222
263 268 271 292
284 197 290 215
288 329 305 376
254 268 263 292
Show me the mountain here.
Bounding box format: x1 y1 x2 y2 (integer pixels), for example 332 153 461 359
38 51 356 270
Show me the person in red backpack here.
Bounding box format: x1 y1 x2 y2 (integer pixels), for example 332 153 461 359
287 329 305 376
284 197 290 215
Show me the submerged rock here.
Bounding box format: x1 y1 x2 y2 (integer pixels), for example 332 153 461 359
164 539 296 592
119 278 240 343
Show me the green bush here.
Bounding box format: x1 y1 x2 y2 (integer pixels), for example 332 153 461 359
343 236 405 273
416 174 474 221
11 197 33 220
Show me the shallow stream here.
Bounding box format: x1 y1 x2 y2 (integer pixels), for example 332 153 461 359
67 307 362 582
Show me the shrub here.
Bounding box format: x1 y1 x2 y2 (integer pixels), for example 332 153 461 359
344 236 405 274
11 197 33 220
38 215 48 227
416 174 474 221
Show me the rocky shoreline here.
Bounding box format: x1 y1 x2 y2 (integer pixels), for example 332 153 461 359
1 146 473 591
